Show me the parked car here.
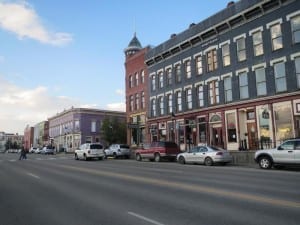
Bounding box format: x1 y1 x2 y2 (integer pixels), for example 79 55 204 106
135 141 181 162
41 146 55 155
254 138 300 169
75 143 105 161
177 145 232 166
104 144 131 159
29 147 37 153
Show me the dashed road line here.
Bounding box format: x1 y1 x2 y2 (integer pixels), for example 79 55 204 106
26 172 40 179
128 212 166 225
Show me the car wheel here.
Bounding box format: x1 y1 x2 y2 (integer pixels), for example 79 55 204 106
136 154 142 161
258 156 272 169
204 157 213 166
84 154 88 161
178 156 185 164
154 153 161 162
75 154 79 160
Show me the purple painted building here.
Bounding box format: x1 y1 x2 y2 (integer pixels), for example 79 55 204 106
48 108 126 152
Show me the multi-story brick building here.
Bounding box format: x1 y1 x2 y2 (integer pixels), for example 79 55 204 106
24 125 34 151
124 33 150 146
48 107 126 152
33 121 49 148
145 0 300 151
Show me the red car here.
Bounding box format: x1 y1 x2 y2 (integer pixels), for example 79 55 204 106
135 141 181 162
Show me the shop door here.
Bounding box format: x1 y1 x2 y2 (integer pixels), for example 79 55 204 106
212 127 223 148
247 123 257 150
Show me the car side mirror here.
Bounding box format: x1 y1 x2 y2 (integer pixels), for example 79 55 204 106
277 146 283 150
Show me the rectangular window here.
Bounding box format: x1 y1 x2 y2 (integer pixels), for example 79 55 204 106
159 72 164 89
141 70 145 83
151 75 156 91
166 68 172 86
91 121 96 133
197 85 204 107
159 96 164 115
207 49 218 72
185 60 191 79
141 92 145 109
255 67 267 96
237 37 246 61
274 61 287 92
151 99 156 117
175 64 181 83
198 117 206 143
186 88 192 110
167 94 173 114
130 95 134 111
195 55 203 75
224 76 232 102
295 57 300 88
253 31 264 56
129 75 133 88
270 23 283 50
222 44 231 67
209 81 219 105
74 120 80 131
135 93 139 110
291 15 300 44
135 73 139 86
239 72 249 99
226 113 237 143
176 91 182 112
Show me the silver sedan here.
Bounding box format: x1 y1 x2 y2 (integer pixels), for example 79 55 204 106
177 145 232 166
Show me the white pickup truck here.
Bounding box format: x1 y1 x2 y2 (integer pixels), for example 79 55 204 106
75 143 105 161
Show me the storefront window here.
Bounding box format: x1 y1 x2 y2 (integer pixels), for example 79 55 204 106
198 117 207 143
273 102 293 141
226 113 237 142
178 121 185 145
258 108 271 140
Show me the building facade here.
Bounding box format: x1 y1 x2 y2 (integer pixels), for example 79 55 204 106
33 121 49 148
48 108 126 152
24 125 34 151
0 132 23 151
124 33 150 146
145 0 300 151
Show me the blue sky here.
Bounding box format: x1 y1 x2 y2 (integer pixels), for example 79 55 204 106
0 0 232 134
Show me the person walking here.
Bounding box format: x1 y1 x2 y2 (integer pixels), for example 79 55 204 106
19 148 27 160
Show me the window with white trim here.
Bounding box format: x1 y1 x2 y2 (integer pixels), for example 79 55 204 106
166 68 172 86
291 15 300 44
252 30 264 56
141 70 145 83
237 37 246 61
270 23 283 51
176 91 182 112
186 88 192 110
159 71 164 89
135 93 139 110
141 91 145 109
130 95 134 111
239 71 249 99
167 94 173 114
175 64 181 83
159 96 164 115
151 99 156 117
196 85 204 107
295 57 300 88
195 55 203 75
209 80 219 105
222 43 230 67
129 75 133 88
274 61 287 92
224 76 232 102
185 60 191 79
91 121 96 133
207 49 218 72
135 73 139 86
151 75 156 91
255 67 267 96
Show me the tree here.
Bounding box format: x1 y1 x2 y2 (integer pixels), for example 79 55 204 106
101 117 127 146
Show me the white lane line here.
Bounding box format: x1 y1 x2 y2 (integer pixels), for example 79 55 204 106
26 172 40 179
128 212 166 225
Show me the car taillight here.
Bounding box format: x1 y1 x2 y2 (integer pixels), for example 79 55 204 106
216 152 223 155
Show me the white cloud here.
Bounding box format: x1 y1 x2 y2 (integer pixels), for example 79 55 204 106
115 89 124 96
0 1 72 46
106 102 125 112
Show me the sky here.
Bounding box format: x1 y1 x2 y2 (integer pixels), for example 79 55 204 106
0 0 233 134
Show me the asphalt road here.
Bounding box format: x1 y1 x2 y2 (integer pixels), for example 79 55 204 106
0 153 299 225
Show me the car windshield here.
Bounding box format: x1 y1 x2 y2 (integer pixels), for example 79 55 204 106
120 145 129 149
90 144 103 149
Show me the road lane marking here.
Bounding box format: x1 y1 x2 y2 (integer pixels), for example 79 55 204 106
26 172 40 179
128 212 166 225
59 165 300 209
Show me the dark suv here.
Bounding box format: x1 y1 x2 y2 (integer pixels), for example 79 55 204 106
254 138 300 169
135 141 181 162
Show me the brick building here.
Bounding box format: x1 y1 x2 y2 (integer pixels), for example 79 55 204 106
124 33 150 146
